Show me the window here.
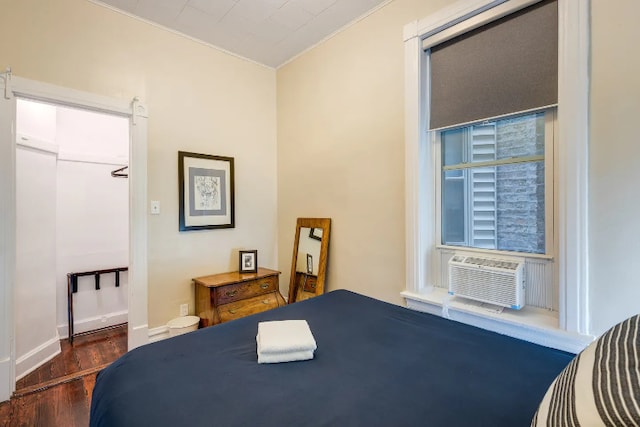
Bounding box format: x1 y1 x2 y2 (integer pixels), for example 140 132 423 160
438 110 554 255
403 0 590 338
423 0 558 258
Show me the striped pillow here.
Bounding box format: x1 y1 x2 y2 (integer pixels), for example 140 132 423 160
532 314 640 426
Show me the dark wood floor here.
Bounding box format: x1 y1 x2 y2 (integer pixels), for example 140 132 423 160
0 324 127 427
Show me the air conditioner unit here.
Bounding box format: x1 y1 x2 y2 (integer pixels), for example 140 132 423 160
448 255 525 309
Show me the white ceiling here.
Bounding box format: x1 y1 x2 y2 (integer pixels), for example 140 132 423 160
95 0 390 68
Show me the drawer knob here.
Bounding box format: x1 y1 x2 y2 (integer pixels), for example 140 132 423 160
260 283 269 289
228 309 237 314
225 290 238 297
262 300 270 304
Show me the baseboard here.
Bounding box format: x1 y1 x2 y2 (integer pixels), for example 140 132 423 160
15 336 61 381
129 323 149 350
402 290 594 354
148 325 170 343
58 310 128 338
0 356 13 403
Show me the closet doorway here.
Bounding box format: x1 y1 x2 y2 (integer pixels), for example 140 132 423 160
0 73 149 402
14 99 130 384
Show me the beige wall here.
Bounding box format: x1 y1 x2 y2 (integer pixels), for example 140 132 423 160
278 0 640 336
276 0 452 305
589 0 640 335
0 0 277 329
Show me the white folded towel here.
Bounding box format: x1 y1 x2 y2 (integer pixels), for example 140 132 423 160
257 349 314 364
256 320 317 354
256 320 317 364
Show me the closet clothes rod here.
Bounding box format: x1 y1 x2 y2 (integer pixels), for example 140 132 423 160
111 165 128 178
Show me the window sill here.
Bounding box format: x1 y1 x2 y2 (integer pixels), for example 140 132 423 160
436 245 554 261
401 288 593 354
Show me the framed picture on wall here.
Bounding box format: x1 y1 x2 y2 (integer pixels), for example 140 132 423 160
239 250 258 274
178 151 234 231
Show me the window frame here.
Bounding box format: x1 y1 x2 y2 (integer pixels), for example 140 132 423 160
403 0 590 337
434 108 556 257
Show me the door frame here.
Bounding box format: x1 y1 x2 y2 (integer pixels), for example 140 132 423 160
0 73 149 401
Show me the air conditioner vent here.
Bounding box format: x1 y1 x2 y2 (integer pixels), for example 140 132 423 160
448 255 525 309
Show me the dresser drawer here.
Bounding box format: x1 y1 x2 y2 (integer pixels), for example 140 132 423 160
303 275 317 293
218 292 281 323
215 275 278 305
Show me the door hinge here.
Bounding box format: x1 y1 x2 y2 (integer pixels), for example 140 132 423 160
131 96 148 126
1 67 12 100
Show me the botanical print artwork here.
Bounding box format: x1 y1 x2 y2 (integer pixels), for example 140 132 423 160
188 167 226 217
179 151 234 231
194 175 221 211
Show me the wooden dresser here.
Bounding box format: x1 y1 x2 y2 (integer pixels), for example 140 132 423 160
193 268 285 327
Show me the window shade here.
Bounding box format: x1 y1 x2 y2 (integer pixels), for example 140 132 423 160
428 0 557 130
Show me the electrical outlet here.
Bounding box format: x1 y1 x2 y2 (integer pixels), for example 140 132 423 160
180 303 188 316
150 200 160 215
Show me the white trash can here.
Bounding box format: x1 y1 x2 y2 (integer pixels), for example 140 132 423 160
167 315 200 337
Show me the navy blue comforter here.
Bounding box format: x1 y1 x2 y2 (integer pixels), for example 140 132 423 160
90 290 573 426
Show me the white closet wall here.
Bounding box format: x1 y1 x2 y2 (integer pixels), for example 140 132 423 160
55 106 129 335
15 100 60 379
15 99 129 379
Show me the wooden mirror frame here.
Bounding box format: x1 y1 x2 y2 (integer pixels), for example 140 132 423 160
287 218 331 303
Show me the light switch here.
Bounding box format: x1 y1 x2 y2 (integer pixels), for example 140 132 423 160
150 200 160 215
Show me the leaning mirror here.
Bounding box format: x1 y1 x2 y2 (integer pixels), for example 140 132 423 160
288 218 331 303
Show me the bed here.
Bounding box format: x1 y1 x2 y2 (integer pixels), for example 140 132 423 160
90 290 573 426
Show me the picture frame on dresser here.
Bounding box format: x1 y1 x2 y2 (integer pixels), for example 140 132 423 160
239 250 258 273
178 151 234 231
